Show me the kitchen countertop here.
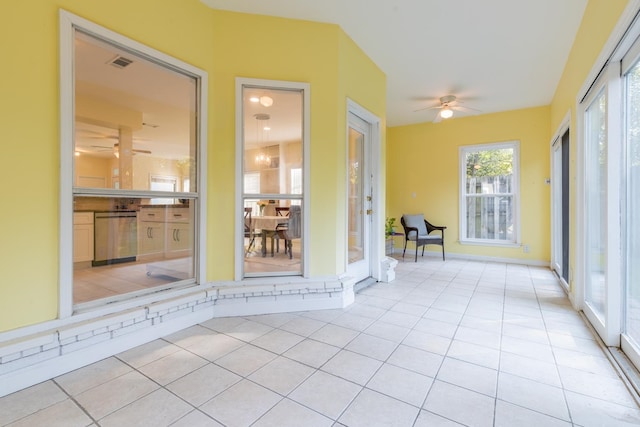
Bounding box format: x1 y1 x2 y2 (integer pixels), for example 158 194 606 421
139 204 190 209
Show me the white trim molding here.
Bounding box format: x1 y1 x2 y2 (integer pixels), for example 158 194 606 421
0 277 355 397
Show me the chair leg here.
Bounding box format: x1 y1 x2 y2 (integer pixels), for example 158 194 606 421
415 244 418 262
442 244 445 261
403 241 407 259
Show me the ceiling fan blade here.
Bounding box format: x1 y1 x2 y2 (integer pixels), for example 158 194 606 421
83 135 117 140
413 103 441 112
89 145 114 151
432 113 443 124
132 149 152 154
454 104 482 112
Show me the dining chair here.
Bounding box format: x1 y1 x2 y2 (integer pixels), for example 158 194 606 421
275 207 290 216
276 205 301 259
244 207 255 255
273 207 290 252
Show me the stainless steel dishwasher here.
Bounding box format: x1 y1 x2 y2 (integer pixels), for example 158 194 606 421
92 211 138 266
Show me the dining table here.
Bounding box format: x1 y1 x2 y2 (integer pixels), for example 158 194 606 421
251 215 289 257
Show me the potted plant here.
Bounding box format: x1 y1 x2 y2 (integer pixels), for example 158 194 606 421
385 217 396 255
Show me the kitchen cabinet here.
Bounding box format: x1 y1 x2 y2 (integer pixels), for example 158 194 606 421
138 222 165 257
137 207 191 260
165 209 191 257
73 212 94 263
138 208 165 259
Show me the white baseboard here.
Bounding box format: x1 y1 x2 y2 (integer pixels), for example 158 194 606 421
409 249 550 267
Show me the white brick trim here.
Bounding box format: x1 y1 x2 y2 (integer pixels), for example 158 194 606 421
0 277 356 397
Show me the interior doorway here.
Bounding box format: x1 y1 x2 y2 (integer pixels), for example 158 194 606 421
552 128 570 288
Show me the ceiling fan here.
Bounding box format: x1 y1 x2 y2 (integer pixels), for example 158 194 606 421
90 143 152 157
77 128 152 156
415 95 481 123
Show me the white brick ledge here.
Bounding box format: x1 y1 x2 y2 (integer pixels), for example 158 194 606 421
0 277 355 397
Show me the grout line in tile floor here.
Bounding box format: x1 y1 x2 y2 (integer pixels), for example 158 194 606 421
50 379 99 426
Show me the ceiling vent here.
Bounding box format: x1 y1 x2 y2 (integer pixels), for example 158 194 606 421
108 55 133 69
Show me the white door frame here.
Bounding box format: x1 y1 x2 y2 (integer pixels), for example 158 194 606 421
345 99 382 282
550 111 570 292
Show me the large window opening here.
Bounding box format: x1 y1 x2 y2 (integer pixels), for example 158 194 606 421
61 12 206 310
459 142 519 245
238 81 307 277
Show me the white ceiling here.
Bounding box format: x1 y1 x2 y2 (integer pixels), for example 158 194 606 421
201 0 588 126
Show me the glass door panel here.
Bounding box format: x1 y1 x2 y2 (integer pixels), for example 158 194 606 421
347 113 371 282
348 127 365 264
584 88 607 321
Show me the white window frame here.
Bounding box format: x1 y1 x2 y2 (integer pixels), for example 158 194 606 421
59 10 208 318
459 141 520 247
234 78 310 280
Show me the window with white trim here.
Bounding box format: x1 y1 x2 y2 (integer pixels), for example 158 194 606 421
238 81 307 277
60 11 207 311
459 142 519 245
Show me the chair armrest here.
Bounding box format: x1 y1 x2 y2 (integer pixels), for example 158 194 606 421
424 219 446 234
403 225 419 240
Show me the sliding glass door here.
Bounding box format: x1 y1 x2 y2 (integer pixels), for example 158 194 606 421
623 51 640 367
583 87 607 324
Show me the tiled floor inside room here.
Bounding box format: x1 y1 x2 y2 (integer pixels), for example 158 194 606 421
2 257 640 426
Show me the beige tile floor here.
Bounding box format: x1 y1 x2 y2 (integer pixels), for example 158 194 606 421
2 257 640 426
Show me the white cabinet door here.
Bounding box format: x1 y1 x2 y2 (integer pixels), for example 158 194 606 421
165 208 191 258
73 224 94 262
138 221 165 257
166 223 191 257
73 212 94 262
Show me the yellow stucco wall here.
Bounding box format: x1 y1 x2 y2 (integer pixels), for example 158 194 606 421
551 0 628 130
0 2 385 331
387 106 551 262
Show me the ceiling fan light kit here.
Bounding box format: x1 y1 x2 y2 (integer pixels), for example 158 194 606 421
440 106 454 119
414 94 481 123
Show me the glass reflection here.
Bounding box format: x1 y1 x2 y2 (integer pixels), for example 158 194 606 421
73 196 195 305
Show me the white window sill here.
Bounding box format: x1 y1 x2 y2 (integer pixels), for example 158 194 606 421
458 239 521 249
